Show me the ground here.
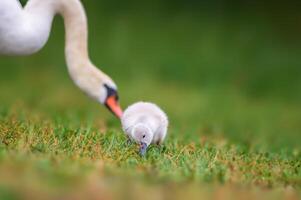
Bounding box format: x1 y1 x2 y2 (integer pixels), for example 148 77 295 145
0 71 300 199
0 3 301 199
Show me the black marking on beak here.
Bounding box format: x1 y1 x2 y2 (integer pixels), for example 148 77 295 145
104 84 119 101
104 84 123 118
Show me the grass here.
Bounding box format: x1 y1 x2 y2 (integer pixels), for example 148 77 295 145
1 1 301 199
0 73 300 199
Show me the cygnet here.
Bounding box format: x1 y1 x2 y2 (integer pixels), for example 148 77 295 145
121 102 168 155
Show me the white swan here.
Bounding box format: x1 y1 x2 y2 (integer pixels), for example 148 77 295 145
121 102 168 155
0 0 122 118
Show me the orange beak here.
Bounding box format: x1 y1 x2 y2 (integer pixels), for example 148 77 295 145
105 95 123 119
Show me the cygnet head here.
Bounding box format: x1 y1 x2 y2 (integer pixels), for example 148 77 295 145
131 123 153 155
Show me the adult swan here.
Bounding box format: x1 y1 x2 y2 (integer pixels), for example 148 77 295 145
0 0 123 118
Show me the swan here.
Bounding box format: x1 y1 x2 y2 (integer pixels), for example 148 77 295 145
0 0 122 118
121 102 168 155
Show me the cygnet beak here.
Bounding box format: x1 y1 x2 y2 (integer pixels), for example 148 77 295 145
139 142 148 156
105 95 123 119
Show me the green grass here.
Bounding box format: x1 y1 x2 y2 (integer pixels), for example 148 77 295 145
0 72 300 199
1 1 301 199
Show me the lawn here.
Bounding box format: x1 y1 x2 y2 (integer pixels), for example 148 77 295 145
0 1 301 199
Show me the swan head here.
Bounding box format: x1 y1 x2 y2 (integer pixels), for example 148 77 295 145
131 123 153 155
67 62 123 119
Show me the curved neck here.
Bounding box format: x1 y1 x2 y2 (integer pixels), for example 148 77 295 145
57 0 110 101
24 0 90 71
24 0 109 101
56 0 90 69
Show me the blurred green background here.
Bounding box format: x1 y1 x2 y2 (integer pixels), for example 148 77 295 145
3 0 300 150
13 0 301 99
2 0 301 149
11 0 299 99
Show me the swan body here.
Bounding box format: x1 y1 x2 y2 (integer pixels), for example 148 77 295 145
0 0 53 55
0 0 122 117
121 102 168 155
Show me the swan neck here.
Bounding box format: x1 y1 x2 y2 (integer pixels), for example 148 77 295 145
57 0 89 68
23 0 110 102
23 0 90 67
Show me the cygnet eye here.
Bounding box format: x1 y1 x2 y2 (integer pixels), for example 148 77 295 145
143 135 146 138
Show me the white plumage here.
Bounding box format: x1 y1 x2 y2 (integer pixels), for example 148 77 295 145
121 102 168 155
0 0 54 55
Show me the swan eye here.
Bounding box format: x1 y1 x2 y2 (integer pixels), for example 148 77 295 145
143 135 146 138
